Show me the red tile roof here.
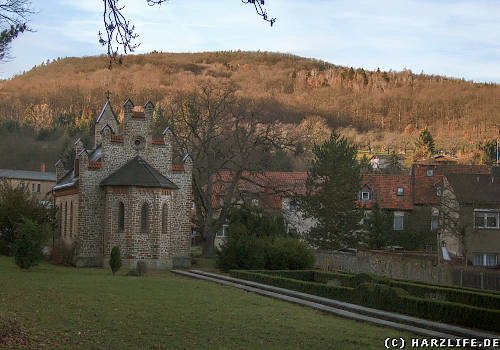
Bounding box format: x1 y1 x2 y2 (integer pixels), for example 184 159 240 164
211 171 307 210
360 174 413 210
412 164 490 205
152 138 165 145
132 111 145 118
172 164 185 172
111 135 124 143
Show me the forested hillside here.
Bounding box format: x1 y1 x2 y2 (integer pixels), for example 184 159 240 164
0 51 498 171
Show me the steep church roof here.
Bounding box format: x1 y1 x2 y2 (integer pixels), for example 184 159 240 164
100 156 178 189
96 100 119 124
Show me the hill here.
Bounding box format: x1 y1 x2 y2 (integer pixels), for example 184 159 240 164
0 51 498 170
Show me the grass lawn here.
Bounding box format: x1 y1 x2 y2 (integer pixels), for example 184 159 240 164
0 256 419 349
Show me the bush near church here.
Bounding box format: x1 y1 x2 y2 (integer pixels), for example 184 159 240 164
216 205 314 271
109 246 122 275
0 179 55 256
14 218 51 270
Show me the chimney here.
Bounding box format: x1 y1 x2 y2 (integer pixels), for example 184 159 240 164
41 163 45 173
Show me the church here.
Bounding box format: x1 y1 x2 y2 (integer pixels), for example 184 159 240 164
52 98 192 269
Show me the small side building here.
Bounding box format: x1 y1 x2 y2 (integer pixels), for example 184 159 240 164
0 164 55 202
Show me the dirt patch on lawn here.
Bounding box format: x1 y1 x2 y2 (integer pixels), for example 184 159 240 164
0 313 32 348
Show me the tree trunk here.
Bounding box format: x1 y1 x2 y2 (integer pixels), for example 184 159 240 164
201 236 215 257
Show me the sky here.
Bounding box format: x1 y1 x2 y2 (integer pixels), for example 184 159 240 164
0 0 499 83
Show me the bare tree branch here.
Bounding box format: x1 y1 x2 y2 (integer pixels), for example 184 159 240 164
0 0 33 62
99 0 276 67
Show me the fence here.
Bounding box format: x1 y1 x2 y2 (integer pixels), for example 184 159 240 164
315 249 500 291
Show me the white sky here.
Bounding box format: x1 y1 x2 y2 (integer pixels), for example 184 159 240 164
1 0 499 82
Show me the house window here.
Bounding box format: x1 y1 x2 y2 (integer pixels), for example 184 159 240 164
431 208 439 231
118 202 125 232
162 204 168 234
426 169 434 177
32 183 36 192
396 187 404 196
37 184 40 193
289 200 297 211
216 224 228 238
18 182 25 189
360 191 371 201
473 253 498 267
474 210 500 229
393 212 404 230
141 203 149 232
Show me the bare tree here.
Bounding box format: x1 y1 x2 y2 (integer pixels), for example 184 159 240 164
165 81 291 255
439 178 471 267
99 0 276 65
0 0 33 62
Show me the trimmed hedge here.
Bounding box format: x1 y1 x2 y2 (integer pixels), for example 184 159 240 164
231 270 355 302
231 270 500 332
386 280 500 310
261 270 500 310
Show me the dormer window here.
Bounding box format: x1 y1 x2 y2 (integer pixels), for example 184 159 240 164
426 169 434 177
396 187 404 196
360 191 371 201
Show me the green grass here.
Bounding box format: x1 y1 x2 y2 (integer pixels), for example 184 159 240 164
0 256 421 349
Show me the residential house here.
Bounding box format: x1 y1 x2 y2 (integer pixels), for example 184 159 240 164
0 164 55 202
359 174 413 231
440 171 500 266
369 154 404 172
211 171 313 248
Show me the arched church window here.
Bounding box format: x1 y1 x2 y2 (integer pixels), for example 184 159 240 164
70 201 73 237
64 202 67 237
162 203 168 234
58 204 62 237
118 202 125 232
141 203 149 232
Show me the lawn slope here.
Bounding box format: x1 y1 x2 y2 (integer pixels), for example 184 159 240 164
0 257 415 349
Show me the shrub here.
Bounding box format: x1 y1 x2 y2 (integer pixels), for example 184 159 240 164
217 236 268 271
217 236 314 271
136 261 148 276
14 218 50 269
48 242 78 266
0 179 55 256
109 246 121 275
266 238 315 270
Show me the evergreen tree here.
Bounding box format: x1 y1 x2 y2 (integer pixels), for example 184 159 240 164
364 202 393 249
415 128 435 158
152 102 166 136
109 246 122 275
479 139 498 166
300 132 363 250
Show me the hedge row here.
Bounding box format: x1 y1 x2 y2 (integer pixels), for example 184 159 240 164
385 280 500 310
230 270 500 332
231 270 354 302
257 270 500 310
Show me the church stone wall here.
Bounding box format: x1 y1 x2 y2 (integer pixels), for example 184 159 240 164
68 98 192 269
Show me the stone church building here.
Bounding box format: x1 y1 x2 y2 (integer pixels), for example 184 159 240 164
52 98 192 269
